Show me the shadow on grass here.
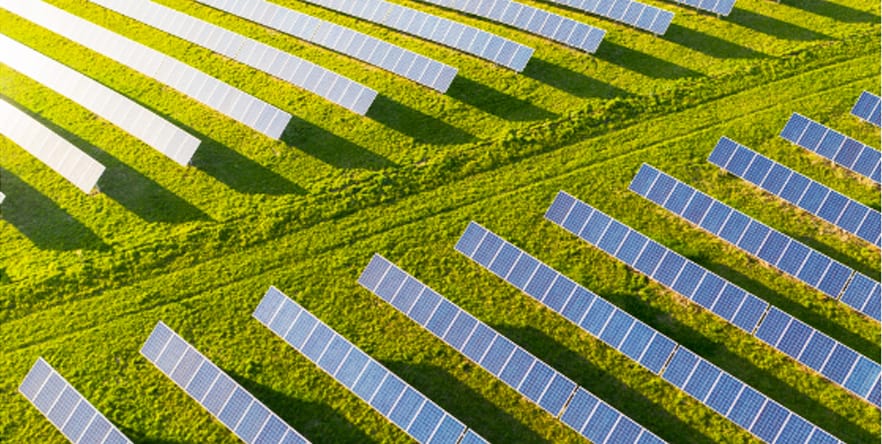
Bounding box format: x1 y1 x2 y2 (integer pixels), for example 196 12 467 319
785 231 881 284
382 360 547 443
190 135 306 195
0 168 106 251
664 24 766 59
594 41 704 79
781 0 879 23
522 58 633 99
367 96 477 145
728 8 832 41
281 117 397 170
230 370 376 444
595 289 878 444
446 76 557 121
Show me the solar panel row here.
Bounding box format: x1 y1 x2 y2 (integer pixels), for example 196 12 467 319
851 91 881 128
780 113 881 184
19 358 131 444
358 254 666 444
253 287 489 444
547 0 674 34
0 33 199 166
629 163 880 321
709 137 881 248
0 98 105 193
197 0 457 93
90 0 377 115
414 0 606 53
3 0 291 140
455 222 843 444
546 191 882 407
303 0 535 71
141 322 310 444
670 0 735 16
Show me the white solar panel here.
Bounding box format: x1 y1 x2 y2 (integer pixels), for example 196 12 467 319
0 98 105 193
1 0 292 140
90 0 378 115
198 0 457 93
547 0 674 34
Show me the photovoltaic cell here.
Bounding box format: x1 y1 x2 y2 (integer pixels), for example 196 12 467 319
253 287 486 444
851 91 881 128
90 0 377 114
1 0 290 140
456 221 843 443
0 99 105 193
358 254 666 444
19 358 132 444
708 137 881 248
629 163 879 322
780 113 880 184
547 191 881 410
0 34 199 166
140 322 309 444
668 0 735 15
546 0 674 34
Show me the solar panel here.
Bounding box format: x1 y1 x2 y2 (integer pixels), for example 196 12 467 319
708 137 881 248
90 0 378 114
851 91 882 128
2 0 291 140
630 164 880 322
0 99 105 193
455 221 844 444
197 0 457 93
668 0 735 16
780 113 881 184
0 34 199 166
19 357 132 444
358 254 666 444
297 0 534 71
545 0 674 34
253 286 488 444
546 191 881 408
140 321 310 444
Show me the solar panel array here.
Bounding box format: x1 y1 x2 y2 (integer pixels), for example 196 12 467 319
301 0 534 71
547 0 673 34
410 0 606 53
197 0 457 92
141 321 310 444
358 254 667 444
253 286 489 444
1 98 105 193
455 222 843 443
0 33 199 166
629 164 881 321
669 0 735 16
780 113 881 184
2 0 291 140
546 191 882 408
851 91 881 127
92 0 378 114
19 357 131 444
708 137 881 248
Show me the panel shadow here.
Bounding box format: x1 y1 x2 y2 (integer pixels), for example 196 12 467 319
521 58 633 99
594 41 704 79
663 24 766 59
280 117 397 171
189 135 306 195
727 8 832 41
446 76 558 121
381 360 547 443
0 168 106 251
781 0 880 23
366 96 477 145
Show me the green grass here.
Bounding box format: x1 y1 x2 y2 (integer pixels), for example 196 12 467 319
0 0 880 442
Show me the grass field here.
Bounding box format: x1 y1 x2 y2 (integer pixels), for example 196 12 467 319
1 0 880 442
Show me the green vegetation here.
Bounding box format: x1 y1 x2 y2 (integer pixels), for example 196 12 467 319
0 0 879 442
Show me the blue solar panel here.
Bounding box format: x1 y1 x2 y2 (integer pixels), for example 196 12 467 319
851 91 882 128
140 322 309 444
708 137 881 248
253 287 486 444
358 254 665 442
548 191 880 409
